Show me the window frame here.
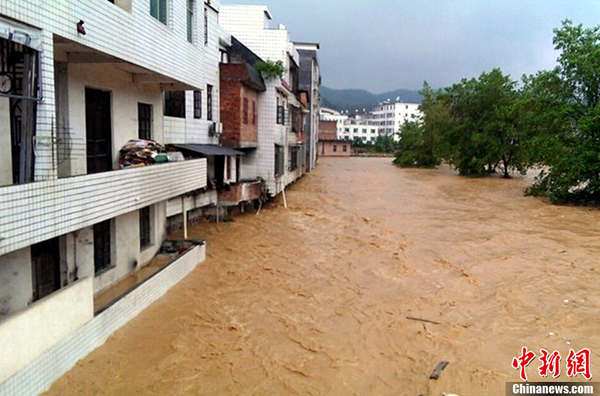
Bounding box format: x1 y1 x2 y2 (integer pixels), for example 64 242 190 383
150 0 168 25
93 220 113 275
206 84 213 121
139 206 152 250
138 103 153 140
204 7 208 45
164 91 186 118
193 90 202 119
187 0 195 43
243 97 248 125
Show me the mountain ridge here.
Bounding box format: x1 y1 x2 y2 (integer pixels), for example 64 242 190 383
320 86 423 112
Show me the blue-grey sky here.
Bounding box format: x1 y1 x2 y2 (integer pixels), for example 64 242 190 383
221 0 600 93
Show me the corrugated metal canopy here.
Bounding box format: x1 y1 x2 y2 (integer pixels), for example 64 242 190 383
170 144 244 156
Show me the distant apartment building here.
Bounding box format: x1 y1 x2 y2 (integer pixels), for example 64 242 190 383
320 108 380 143
220 5 318 196
372 101 421 140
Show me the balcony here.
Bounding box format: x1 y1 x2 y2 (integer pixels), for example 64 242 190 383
0 159 207 256
218 179 263 206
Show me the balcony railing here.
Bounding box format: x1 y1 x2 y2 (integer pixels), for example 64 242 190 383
0 159 207 256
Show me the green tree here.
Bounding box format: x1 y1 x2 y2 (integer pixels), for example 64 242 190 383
523 20 600 203
440 69 526 177
394 121 439 167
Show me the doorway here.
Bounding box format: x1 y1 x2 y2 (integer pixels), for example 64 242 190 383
85 88 112 174
31 237 61 302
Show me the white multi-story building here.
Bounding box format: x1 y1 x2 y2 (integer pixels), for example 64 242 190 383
320 108 380 143
0 0 225 391
295 42 321 172
372 101 421 140
220 5 307 195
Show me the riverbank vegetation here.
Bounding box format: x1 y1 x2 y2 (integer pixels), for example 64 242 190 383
394 20 600 204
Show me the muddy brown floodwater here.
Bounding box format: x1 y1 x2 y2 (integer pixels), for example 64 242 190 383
46 157 600 396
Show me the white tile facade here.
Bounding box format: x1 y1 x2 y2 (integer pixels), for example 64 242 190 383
220 5 302 195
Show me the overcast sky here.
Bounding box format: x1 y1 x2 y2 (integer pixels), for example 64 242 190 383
220 0 600 93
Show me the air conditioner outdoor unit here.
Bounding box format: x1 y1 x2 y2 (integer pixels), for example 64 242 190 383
209 122 223 136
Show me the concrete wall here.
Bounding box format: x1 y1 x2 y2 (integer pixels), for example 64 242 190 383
70 204 167 294
319 141 351 157
0 243 205 396
0 248 33 318
0 97 12 187
0 0 221 90
0 277 93 384
62 63 164 176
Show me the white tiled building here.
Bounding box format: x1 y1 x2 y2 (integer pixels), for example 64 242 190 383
220 5 306 195
0 0 223 388
320 108 380 143
372 101 421 140
295 42 321 172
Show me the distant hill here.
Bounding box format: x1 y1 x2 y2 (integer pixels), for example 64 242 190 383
320 86 423 112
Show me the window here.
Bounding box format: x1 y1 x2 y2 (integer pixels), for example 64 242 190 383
165 91 185 118
243 97 248 124
150 0 167 24
187 0 195 43
333 145 337 152
252 100 256 125
138 103 153 140
193 90 202 119
206 84 213 120
289 146 298 171
342 145 347 152
276 100 284 124
204 7 208 45
274 144 284 177
94 220 112 274
140 206 151 249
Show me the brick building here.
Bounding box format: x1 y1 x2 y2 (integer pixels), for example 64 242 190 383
318 120 350 157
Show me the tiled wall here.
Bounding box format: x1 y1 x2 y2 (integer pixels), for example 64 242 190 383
0 243 206 396
0 159 207 256
0 0 221 89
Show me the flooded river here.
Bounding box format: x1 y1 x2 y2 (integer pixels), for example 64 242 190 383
47 157 600 395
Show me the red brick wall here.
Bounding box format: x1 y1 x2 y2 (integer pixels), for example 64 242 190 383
319 120 337 141
220 64 259 147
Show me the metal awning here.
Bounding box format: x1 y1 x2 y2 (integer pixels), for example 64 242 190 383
170 144 245 156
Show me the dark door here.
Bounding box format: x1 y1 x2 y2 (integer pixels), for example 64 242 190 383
31 237 61 302
86 88 112 174
214 155 225 189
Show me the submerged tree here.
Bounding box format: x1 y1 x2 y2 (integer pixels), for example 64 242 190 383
394 83 444 168
523 20 600 203
440 69 526 177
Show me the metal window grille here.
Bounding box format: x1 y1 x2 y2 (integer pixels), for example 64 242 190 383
206 85 213 120
193 90 202 119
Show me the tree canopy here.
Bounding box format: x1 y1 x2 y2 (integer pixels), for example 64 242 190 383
394 19 600 205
